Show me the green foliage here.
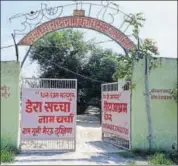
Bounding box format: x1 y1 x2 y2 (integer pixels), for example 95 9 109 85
30 29 91 77
1 137 20 163
1 148 15 163
125 13 146 39
30 29 119 113
119 149 177 165
149 153 174 165
1 145 19 163
114 13 160 81
113 55 133 81
119 150 177 165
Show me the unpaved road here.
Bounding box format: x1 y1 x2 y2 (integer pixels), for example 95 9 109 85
3 108 148 165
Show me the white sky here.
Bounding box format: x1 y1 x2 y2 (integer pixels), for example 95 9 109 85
1 1 177 77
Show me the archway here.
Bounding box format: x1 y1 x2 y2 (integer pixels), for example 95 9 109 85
18 16 135 49
19 15 135 67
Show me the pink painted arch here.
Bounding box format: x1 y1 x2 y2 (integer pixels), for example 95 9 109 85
18 16 135 51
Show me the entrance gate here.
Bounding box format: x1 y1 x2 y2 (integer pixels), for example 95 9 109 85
101 80 131 150
11 1 135 152
20 78 77 152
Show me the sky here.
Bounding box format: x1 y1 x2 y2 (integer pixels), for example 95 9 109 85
1 1 177 77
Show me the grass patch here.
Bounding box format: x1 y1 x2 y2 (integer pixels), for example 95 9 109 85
119 149 178 165
1 146 19 163
1 148 15 163
149 153 174 165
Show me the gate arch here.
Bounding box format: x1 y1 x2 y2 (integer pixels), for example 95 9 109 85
18 16 135 67
9 2 137 67
18 16 135 51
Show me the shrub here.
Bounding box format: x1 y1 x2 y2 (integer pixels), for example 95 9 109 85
149 153 174 165
1 147 15 163
1 145 19 163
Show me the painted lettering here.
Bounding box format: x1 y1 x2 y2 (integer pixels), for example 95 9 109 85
102 123 128 135
104 113 112 121
38 116 55 123
44 101 70 112
1 85 10 99
38 114 74 123
104 101 127 113
18 16 135 51
55 125 72 136
42 126 53 135
25 99 42 113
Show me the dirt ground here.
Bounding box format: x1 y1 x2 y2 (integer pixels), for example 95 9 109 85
3 107 148 165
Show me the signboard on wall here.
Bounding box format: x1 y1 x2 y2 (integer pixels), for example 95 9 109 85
102 90 130 140
21 88 76 140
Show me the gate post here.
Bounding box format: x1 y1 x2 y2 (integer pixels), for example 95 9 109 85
1 61 20 149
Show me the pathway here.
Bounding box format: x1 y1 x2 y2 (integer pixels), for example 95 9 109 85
4 107 148 165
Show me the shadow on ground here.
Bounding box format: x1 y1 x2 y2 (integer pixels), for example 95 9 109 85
76 112 101 128
76 117 101 128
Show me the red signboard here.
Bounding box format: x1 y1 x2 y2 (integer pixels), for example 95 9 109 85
21 88 76 140
18 16 135 50
102 91 130 141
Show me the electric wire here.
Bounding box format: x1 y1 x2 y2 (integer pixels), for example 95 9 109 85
32 52 105 84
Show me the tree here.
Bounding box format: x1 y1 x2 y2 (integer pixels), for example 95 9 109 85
113 13 160 81
30 29 119 114
30 29 91 79
79 47 118 107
